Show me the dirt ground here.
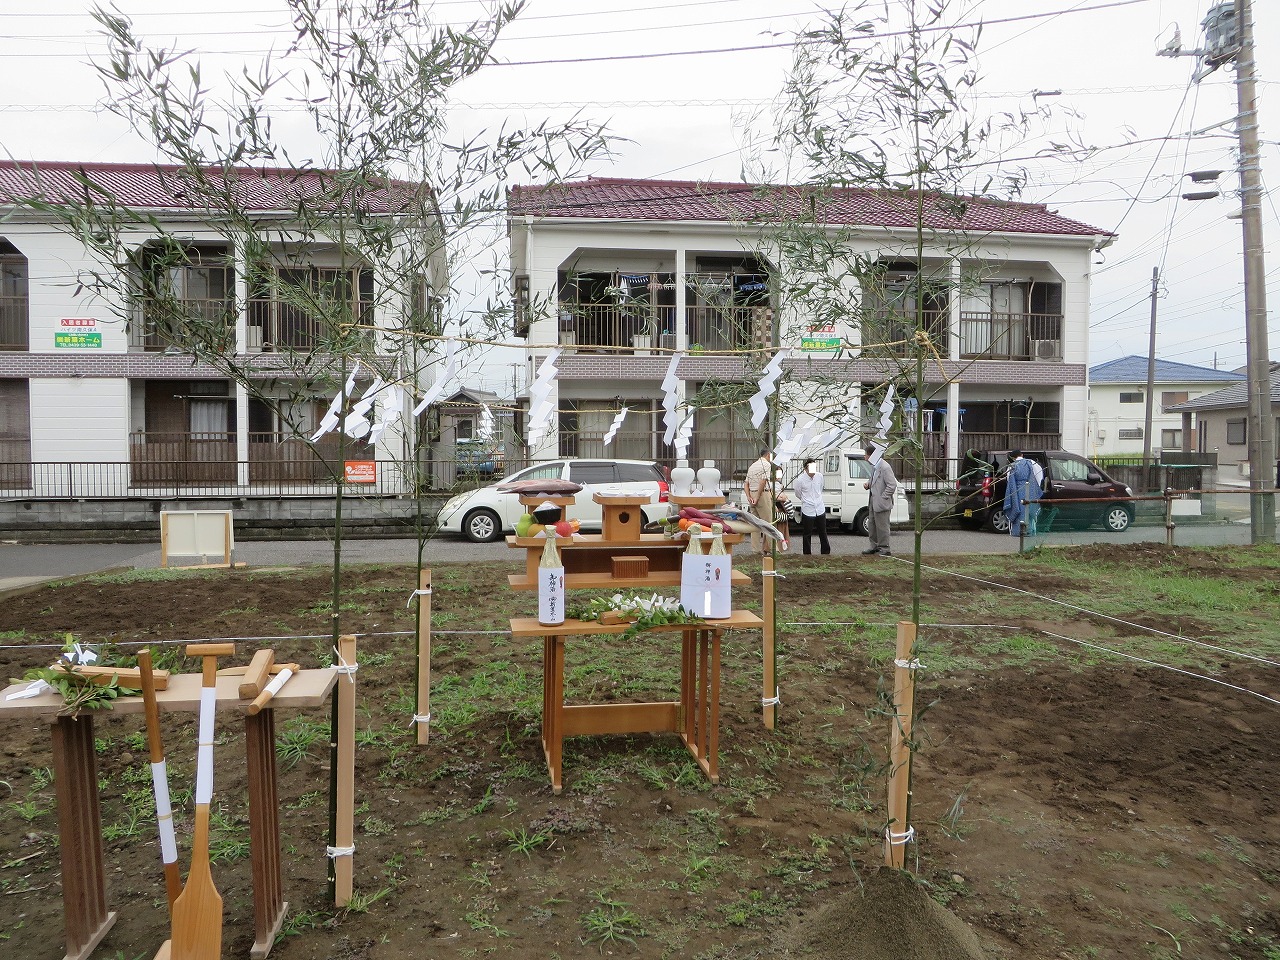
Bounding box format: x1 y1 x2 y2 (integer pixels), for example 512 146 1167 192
0 544 1277 960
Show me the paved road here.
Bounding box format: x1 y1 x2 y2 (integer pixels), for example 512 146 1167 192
2 516 1263 592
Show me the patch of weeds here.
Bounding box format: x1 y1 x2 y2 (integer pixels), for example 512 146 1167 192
580 892 644 950
361 650 395 668
343 884 394 914
275 716 327 769
9 796 47 823
721 889 789 927
503 827 553 858
286 790 322 810
275 909 324 942
361 815 395 837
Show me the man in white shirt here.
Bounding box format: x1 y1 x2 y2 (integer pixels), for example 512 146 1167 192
793 457 831 555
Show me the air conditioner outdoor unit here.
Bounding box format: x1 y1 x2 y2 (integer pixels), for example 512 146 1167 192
557 329 577 352
659 332 677 351
1031 339 1061 361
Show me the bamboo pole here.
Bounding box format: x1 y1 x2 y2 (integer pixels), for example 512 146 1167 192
333 634 357 907
761 555 777 730
415 568 432 745
885 620 918 869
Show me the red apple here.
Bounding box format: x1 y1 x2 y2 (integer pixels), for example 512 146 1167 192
554 519 574 538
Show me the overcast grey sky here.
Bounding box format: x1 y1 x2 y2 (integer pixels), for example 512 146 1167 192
0 0 1275 384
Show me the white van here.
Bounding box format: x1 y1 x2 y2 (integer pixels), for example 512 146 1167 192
785 449 910 536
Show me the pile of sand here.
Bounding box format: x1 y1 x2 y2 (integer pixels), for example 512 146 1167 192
775 867 987 960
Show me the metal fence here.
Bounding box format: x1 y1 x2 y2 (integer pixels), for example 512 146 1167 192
0 456 521 499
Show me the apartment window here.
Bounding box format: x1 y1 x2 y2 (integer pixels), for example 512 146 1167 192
1119 392 1144 404
1118 428 1144 440
0 245 29 351
513 275 530 338
1161 391 1189 413
1161 429 1182 449
1226 419 1246 444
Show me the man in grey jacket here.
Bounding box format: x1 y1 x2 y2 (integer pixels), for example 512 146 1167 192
861 444 898 556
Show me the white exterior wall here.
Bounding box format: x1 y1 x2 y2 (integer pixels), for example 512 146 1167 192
29 378 129 461
1088 379 1237 457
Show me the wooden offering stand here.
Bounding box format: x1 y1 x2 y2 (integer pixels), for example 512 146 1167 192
0 669 338 960
507 492 762 793
507 494 748 591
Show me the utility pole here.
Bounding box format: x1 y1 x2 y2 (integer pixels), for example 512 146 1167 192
1142 266 1159 466
1159 0 1275 542
1234 0 1276 541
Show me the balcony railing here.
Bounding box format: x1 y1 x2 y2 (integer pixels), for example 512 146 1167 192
129 298 236 352
557 303 675 351
555 302 768 353
0 295 28 350
246 299 376 353
862 310 1063 360
959 312 1062 360
128 431 375 485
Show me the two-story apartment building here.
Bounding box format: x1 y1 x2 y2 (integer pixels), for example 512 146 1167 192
0 161 439 506
508 177 1113 479
1087 356 1244 457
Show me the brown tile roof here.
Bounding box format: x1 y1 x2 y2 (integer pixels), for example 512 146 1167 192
0 160 420 214
509 177 1109 238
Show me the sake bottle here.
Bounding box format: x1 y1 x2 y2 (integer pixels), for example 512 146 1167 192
679 526 707 616
537 533 565 626
705 523 732 619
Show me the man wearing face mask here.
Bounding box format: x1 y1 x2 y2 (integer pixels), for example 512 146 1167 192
792 457 830 555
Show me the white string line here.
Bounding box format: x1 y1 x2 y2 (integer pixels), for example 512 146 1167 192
892 557 1280 670
1036 630 1280 707
0 629 511 650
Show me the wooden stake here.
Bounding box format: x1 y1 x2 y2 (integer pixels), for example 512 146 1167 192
415 568 432 745
761 556 777 729
333 634 357 907
885 621 918 869
137 649 182 911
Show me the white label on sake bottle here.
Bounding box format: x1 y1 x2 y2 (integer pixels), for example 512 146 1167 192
538 565 565 625
705 555 731 619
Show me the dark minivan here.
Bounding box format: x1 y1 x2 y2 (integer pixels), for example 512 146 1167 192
955 450 1135 533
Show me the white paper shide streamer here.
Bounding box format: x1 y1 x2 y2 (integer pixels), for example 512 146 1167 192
311 360 361 441
411 338 461 417
367 384 403 445
748 349 788 428
602 406 628 447
525 349 562 449
869 385 896 463
342 375 384 440
661 352 684 444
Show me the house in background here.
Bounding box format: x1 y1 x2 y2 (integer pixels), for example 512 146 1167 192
0 160 442 531
1087 356 1244 457
508 177 1113 481
1168 362 1280 476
